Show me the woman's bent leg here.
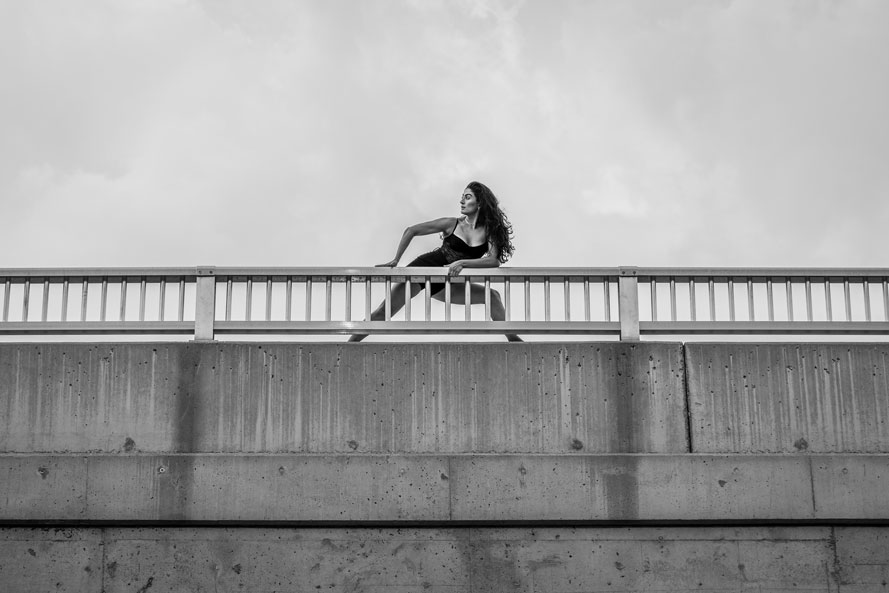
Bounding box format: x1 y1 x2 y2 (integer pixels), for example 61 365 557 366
348 282 423 342
432 283 522 342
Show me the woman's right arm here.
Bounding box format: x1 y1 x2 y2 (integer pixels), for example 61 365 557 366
377 217 456 267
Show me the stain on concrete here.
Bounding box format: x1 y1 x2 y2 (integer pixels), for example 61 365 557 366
601 457 640 520
135 576 154 593
124 437 136 452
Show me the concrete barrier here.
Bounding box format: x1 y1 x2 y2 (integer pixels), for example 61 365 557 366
0 525 848 592
5 340 889 591
686 343 889 453
0 342 688 454
4 453 888 523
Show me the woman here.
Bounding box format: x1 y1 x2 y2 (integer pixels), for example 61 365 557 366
348 181 521 342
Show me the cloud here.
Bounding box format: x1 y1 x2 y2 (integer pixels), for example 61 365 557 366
1 0 887 269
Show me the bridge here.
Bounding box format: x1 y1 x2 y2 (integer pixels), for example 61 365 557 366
2 267 889 591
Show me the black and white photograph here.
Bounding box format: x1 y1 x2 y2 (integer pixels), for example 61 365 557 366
1 1 888 591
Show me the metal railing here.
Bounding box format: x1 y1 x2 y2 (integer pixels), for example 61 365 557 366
2 266 889 340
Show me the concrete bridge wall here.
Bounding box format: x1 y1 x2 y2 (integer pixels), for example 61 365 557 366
3 341 889 592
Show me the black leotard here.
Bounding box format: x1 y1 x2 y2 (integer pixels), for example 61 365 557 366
408 221 488 293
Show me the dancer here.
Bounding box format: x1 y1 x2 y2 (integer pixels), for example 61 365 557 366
348 181 521 342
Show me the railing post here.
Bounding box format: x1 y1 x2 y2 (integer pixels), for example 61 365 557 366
194 266 216 341
618 267 640 341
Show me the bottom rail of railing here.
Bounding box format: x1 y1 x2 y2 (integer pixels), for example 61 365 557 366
214 321 621 335
0 321 195 335
640 321 889 334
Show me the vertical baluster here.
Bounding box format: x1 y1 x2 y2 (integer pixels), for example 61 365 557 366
384 277 391 321
246 278 253 322
266 278 273 322
305 278 313 322
345 278 352 322
22 280 30 321
524 278 530 321
118 278 127 322
669 277 677 322
158 279 165 322
844 279 852 322
286 278 293 322
425 278 431 321
225 279 233 321
651 279 658 322
100 278 108 322
883 279 889 322
728 279 735 322
325 277 332 321
805 278 813 322
178 279 185 322
464 279 471 321
444 278 451 322
138 278 146 322
404 277 411 322
61 279 69 322
544 277 551 322
689 278 696 322
747 279 754 322
564 278 570 321
365 278 372 321
825 279 833 322
708 278 716 321
786 279 794 322
2 279 10 321
505 278 511 322
767 279 774 321
604 280 611 322
583 278 590 322
81 280 91 321
41 280 49 322
485 277 492 320
543 276 550 321
864 280 872 322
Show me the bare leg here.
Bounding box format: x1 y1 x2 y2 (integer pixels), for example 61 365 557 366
432 283 523 342
348 282 424 342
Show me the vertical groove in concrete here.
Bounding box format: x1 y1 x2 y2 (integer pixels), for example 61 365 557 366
682 344 694 454
809 456 818 516
447 456 453 522
99 527 106 593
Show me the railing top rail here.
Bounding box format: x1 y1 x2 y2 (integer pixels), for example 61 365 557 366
629 267 889 278
4 266 887 280
208 267 620 278
0 267 199 279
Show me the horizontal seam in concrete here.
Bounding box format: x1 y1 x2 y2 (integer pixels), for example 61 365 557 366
5 519 889 528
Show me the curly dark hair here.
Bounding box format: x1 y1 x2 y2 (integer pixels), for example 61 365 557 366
467 181 515 264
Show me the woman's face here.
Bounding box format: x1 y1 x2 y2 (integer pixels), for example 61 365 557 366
460 188 478 215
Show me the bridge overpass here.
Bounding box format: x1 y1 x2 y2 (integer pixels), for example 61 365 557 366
2 267 889 591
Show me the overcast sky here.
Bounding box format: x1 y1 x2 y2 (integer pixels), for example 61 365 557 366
2 0 887 270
